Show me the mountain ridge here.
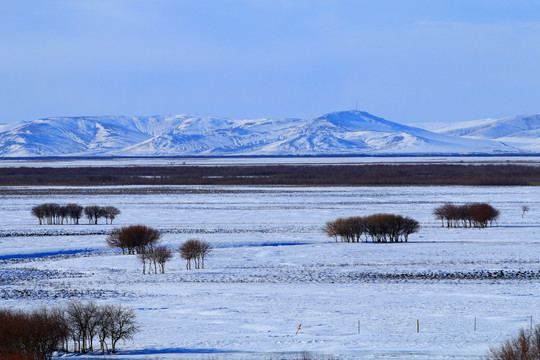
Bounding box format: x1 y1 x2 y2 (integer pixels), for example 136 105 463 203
0 110 532 157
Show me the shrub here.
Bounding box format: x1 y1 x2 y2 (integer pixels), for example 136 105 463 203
487 325 540 360
0 302 139 357
0 307 67 360
433 203 499 228
323 214 419 243
106 225 161 255
179 239 213 269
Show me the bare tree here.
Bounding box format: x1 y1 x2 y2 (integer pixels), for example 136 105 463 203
153 246 173 273
102 206 121 224
106 305 138 354
28 307 67 360
322 219 342 242
0 307 67 360
522 205 530 218
65 203 84 224
31 204 46 225
95 306 111 354
197 240 212 269
84 205 102 224
106 225 161 255
66 301 98 353
400 216 420 242
434 203 499 228
1 302 139 357
179 239 199 270
468 203 500 228
323 214 419 243
106 227 126 254
487 325 540 360
137 249 151 274
43 203 61 225
179 239 212 269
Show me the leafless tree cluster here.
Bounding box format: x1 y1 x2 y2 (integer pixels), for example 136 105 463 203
84 205 121 225
106 225 161 255
31 203 120 225
31 203 84 225
138 245 173 274
179 239 213 269
65 301 138 354
106 225 173 274
433 203 500 228
323 214 420 243
487 324 540 360
0 307 65 360
0 302 138 359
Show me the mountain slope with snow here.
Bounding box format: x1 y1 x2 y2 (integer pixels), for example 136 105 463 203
435 114 540 152
0 110 524 157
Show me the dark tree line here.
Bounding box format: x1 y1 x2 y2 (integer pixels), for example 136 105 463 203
433 203 500 228
0 302 138 359
3 164 540 187
31 203 120 225
179 239 213 269
323 214 420 243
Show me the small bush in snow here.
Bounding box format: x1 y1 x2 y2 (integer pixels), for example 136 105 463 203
486 324 540 360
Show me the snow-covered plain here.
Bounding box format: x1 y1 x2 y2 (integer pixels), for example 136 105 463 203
0 155 539 168
1 185 539 359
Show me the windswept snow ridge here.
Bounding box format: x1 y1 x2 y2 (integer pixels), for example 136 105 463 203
0 110 523 157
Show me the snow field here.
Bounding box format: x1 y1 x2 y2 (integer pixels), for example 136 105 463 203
0 185 539 359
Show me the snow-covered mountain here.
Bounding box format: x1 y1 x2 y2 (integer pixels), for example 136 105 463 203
434 114 540 152
0 110 525 157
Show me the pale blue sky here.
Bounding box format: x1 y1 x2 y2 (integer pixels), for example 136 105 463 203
1 0 540 124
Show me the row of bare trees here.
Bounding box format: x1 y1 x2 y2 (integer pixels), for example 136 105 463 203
433 203 500 228
0 302 138 360
31 203 120 225
106 225 212 273
323 214 420 243
83 205 121 225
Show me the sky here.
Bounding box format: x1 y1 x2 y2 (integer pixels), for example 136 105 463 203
1 0 540 125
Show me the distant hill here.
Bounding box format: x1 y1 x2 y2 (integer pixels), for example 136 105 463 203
0 110 524 157
434 114 540 152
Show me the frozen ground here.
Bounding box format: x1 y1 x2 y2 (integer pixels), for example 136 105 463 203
0 155 539 167
0 185 539 359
